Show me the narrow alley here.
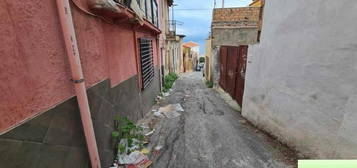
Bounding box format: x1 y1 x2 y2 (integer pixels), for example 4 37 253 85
147 72 297 168
1 0 357 167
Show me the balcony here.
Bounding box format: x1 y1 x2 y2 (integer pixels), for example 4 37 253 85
88 0 161 33
168 20 183 36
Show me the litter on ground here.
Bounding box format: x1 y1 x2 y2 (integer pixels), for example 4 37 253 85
154 145 163 151
126 158 152 168
144 129 155 136
162 92 170 97
140 148 150 155
158 103 184 119
153 110 163 117
118 151 146 165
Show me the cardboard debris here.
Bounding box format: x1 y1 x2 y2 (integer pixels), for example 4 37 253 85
126 159 152 168
119 151 148 165
158 104 184 119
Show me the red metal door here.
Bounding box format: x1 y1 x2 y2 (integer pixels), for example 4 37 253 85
226 47 239 98
219 47 228 90
234 45 248 106
220 45 248 107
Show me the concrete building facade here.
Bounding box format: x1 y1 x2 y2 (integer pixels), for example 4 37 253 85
0 0 171 167
183 41 200 71
204 37 213 82
182 46 193 72
243 0 357 158
209 6 261 89
165 34 185 74
211 7 261 47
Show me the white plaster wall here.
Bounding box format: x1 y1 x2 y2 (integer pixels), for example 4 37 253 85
242 0 357 158
191 46 200 54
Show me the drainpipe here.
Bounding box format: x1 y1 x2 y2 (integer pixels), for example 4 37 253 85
56 0 101 167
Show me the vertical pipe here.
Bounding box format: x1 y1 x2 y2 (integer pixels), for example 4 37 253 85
56 0 101 167
222 0 224 8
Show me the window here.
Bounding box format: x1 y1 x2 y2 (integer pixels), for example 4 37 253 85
139 38 155 89
151 0 158 27
141 0 158 27
145 0 152 22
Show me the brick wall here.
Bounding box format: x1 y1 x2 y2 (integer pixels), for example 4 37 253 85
212 7 260 23
211 7 261 46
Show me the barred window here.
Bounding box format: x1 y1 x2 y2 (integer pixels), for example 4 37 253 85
139 38 155 89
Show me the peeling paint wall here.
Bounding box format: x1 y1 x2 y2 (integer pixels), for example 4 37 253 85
243 0 357 158
0 0 160 133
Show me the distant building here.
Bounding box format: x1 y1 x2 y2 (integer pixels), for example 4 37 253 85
205 37 213 82
184 41 200 54
182 45 193 72
183 41 200 71
211 6 261 47
207 1 264 106
165 34 185 74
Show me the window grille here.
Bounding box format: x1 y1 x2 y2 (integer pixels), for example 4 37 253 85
139 38 155 89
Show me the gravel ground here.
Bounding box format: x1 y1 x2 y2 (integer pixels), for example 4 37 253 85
147 72 297 168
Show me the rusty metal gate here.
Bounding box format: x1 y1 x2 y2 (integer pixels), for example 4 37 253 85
219 45 248 106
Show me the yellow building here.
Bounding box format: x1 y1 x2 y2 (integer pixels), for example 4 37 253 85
182 46 193 72
249 0 263 7
204 37 212 82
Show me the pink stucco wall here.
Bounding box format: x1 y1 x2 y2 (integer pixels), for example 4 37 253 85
0 0 160 133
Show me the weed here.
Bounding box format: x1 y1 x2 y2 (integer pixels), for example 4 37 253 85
112 116 144 155
206 81 214 88
163 72 179 92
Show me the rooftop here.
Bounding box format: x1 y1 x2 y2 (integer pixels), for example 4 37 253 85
183 41 199 48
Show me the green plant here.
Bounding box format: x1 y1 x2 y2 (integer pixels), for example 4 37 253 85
199 57 205 63
163 72 179 92
112 116 144 155
206 81 213 88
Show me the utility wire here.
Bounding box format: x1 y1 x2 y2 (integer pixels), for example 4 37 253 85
175 9 212 10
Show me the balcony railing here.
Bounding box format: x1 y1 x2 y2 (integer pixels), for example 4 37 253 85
168 20 183 36
114 0 131 7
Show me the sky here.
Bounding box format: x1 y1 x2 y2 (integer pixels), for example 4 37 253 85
172 0 252 54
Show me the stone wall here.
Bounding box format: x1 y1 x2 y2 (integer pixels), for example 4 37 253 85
243 0 357 158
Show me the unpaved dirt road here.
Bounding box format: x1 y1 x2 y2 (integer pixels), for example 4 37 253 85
148 72 297 168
